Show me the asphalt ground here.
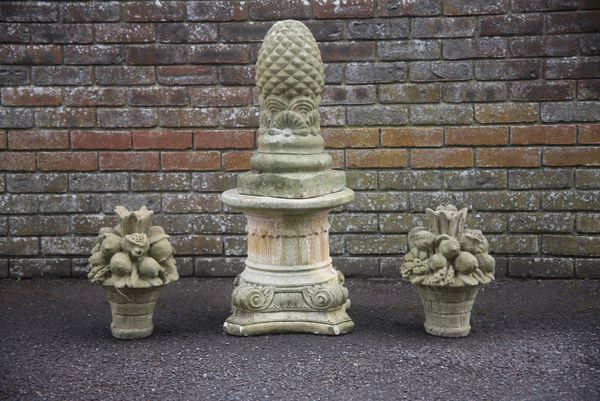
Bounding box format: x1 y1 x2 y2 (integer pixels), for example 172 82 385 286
1 278 599 401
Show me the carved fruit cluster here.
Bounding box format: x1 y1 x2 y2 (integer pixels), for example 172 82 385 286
400 205 495 287
88 206 178 288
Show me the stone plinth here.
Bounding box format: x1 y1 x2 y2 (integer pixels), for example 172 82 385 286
221 20 355 336
222 188 354 336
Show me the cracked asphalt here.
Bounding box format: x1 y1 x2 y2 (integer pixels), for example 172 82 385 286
1 278 599 401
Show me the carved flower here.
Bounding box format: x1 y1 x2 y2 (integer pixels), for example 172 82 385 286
425 204 468 237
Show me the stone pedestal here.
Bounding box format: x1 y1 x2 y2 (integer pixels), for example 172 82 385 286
222 188 354 336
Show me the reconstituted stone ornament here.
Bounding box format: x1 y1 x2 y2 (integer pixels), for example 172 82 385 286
222 20 354 336
88 206 178 339
400 205 495 337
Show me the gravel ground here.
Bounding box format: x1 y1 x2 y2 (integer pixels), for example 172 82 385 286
1 278 599 401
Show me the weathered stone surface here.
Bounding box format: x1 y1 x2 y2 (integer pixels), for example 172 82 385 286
509 258 574 278
330 213 378 233
488 235 538 254
346 234 406 254
333 256 379 276
543 191 600 210
237 20 341 199
576 213 600 233
508 213 574 233
543 235 600 256
575 259 600 278
379 171 444 190
444 170 507 190
346 192 407 212
509 169 573 189
194 257 245 277
221 21 354 336
9 259 71 278
400 205 495 337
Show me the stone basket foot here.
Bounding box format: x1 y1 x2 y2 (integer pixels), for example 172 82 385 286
416 285 479 338
224 304 354 336
106 286 163 340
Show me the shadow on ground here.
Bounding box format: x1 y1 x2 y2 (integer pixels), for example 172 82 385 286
1 278 599 401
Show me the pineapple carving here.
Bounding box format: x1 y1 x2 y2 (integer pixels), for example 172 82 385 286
252 20 330 173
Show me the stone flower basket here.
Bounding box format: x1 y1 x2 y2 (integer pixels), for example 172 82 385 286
400 205 495 337
88 206 178 339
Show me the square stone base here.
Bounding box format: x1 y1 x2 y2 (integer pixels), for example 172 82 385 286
223 305 354 336
237 170 346 199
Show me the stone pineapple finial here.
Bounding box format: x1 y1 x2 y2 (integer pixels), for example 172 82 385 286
238 20 345 198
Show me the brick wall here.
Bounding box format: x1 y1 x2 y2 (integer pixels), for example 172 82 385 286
1 1 599 280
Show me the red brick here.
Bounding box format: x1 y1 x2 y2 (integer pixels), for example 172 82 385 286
99 152 159 171
95 23 155 43
64 88 125 107
314 0 376 19
328 149 345 169
322 85 376 105
219 65 255 85
381 127 443 147
580 124 600 144
0 2 59 22
480 14 543 36
61 2 120 22
222 151 253 171
158 108 219 128
190 87 251 107
162 151 220 171
128 88 188 106
0 152 36 171
96 66 155 86
8 130 68 150
220 22 271 42
127 45 187 66
71 131 131 150
445 126 508 145
157 66 217 85
578 79 600 100
194 130 254 149
188 44 250 64
0 45 62 64
1 87 62 106
38 152 97 171
347 149 407 168
0 131 6 149
547 12 600 34
123 1 185 22
157 22 219 43
509 81 575 101
247 0 311 19
187 1 248 22
319 42 375 62
475 103 538 124
31 23 93 44
477 148 540 168
35 108 95 128
544 147 600 166
322 128 378 148
511 125 577 145
0 21 30 42
132 131 192 150
411 148 473 168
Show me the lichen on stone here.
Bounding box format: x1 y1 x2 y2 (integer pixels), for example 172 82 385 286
400 205 495 287
88 206 178 288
